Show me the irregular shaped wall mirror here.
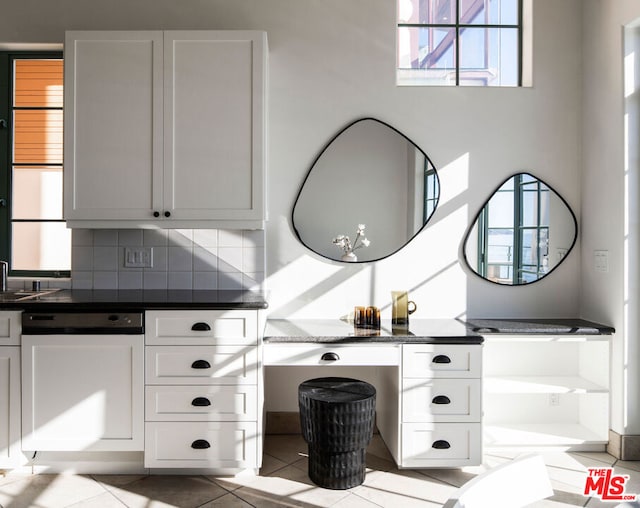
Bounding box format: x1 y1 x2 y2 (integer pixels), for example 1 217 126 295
464 172 577 285
292 118 440 262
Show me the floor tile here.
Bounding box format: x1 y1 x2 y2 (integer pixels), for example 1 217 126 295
102 475 229 508
0 436 632 507
0 474 108 508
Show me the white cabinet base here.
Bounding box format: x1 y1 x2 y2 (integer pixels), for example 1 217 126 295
400 423 482 468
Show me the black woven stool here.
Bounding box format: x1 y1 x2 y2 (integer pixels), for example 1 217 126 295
298 377 376 489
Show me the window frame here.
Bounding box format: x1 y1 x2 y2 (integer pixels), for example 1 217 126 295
0 50 69 278
397 0 524 87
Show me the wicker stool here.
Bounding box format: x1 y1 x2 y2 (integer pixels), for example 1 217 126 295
298 377 376 489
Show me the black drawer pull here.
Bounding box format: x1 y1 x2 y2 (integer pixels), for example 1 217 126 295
432 440 451 449
191 360 211 369
432 395 451 405
432 354 451 364
191 439 211 449
191 397 211 407
321 352 340 361
191 322 211 331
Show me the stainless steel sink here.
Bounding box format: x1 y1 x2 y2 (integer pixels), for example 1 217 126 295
0 289 60 302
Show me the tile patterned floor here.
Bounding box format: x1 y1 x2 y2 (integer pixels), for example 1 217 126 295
1 434 639 507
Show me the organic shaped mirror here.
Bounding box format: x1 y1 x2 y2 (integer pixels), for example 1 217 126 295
464 172 577 285
292 118 440 262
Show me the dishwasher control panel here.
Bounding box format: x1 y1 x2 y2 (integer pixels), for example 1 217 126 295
22 312 144 334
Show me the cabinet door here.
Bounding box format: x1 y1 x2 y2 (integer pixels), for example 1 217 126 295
0 348 22 467
22 335 144 451
64 31 164 222
164 31 266 224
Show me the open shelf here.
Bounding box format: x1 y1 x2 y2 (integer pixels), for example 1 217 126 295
484 423 608 449
485 376 608 394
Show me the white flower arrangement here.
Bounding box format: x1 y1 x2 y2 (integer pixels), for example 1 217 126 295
332 224 370 261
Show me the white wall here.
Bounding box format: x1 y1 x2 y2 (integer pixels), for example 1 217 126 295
1 0 597 412
582 1 640 436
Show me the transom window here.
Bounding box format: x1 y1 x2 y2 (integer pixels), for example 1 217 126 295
397 0 523 86
0 52 70 276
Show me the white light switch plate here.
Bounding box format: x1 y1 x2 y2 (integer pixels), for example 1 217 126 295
124 247 153 268
594 250 609 273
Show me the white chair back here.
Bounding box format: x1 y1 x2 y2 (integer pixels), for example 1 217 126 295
442 454 554 508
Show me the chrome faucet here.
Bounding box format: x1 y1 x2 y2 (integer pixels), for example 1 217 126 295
0 261 7 291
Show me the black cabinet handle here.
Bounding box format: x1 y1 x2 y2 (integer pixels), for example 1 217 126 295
432 395 451 405
191 322 211 332
191 397 211 407
153 211 160 217
321 352 340 361
191 359 211 369
164 211 171 217
432 355 451 364
432 440 451 449
191 439 211 449
0 119 6 129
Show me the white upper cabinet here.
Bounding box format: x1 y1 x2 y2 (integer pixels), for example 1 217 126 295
64 30 267 229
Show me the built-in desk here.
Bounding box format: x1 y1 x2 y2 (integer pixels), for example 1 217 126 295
263 319 483 468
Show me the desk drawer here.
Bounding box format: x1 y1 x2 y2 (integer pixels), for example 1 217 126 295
146 310 258 346
402 379 481 422
401 423 481 467
263 344 399 366
145 421 258 468
146 346 258 385
146 385 258 421
403 344 481 378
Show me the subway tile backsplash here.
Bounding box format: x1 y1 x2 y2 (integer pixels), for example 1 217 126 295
70 229 266 291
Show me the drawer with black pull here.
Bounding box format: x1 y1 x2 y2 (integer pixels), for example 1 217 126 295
262 344 399 366
145 345 258 384
145 385 258 421
144 421 258 468
401 422 481 468
403 344 481 378
402 378 481 422
146 310 258 346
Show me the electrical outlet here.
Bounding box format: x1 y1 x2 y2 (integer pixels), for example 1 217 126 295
124 247 153 268
549 393 560 406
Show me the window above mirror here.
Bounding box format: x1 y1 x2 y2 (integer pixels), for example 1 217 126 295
397 0 530 87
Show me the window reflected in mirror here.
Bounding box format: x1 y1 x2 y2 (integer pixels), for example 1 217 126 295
464 173 577 285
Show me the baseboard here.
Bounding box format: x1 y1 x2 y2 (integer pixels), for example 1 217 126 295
608 429 640 460
265 411 302 434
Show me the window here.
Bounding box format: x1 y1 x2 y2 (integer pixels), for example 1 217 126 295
397 0 523 86
476 174 549 284
0 52 70 276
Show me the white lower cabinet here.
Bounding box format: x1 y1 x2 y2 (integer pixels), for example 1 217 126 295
21 335 144 451
0 347 22 467
144 310 262 470
390 344 482 468
0 311 22 467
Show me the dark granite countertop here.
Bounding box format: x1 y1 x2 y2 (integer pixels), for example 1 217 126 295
264 319 484 344
0 289 268 311
264 317 614 344
463 318 614 335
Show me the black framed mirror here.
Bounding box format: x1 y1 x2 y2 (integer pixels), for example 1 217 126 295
292 118 440 263
464 172 578 285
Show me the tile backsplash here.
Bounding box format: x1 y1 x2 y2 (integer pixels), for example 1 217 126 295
70 228 265 290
